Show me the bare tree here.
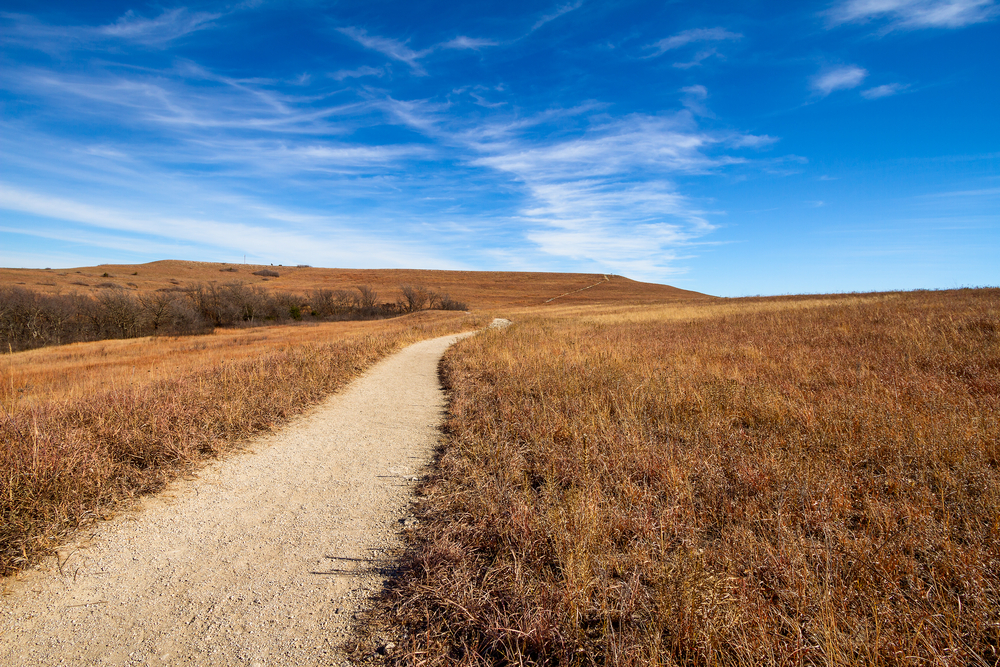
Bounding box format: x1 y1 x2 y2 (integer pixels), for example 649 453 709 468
139 291 178 333
356 285 378 314
309 289 359 318
399 284 430 313
96 286 142 339
167 297 212 335
220 282 268 324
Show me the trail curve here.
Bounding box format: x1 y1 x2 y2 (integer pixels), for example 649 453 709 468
0 331 474 666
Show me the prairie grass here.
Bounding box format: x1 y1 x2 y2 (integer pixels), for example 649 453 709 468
387 289 999 666
0 310 482 574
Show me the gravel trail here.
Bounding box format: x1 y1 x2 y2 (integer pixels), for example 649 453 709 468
0 331 475 666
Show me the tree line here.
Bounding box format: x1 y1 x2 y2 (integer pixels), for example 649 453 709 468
0 282 467 353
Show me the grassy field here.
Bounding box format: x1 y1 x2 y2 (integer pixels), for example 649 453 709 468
4 264 997 664
0 310 485 574
0 263 703 575
385 288 999 666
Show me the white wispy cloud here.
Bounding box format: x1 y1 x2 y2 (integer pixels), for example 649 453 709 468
472 116 734 180
100 8 221 45
337 27 428 74
680 85 712 116
645 27 742 58
672 49 722 69
0 222 205 259
3 63 367 136
828 0 998 29
306 90 778 278
440 36 498 50
330 66 385 81
531 1 584 31
0 183 461 269
861 82 908 98
457 114 772 277
527 221 694 277
1 8 222 52
337 27 497 76
811 65 868 95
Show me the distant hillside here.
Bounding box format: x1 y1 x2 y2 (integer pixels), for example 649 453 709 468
0 260 712 309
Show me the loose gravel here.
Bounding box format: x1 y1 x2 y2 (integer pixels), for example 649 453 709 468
0 331 474 666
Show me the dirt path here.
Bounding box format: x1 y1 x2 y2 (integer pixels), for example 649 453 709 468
0 331 475 666
542 275 610 303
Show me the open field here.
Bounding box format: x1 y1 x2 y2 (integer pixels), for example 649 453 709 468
385 288 1000 666
0 310 486 574
5 265 997 664
0 260 707 310
0 263 700 574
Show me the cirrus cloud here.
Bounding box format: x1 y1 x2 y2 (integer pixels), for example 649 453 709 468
828 0 998 29
645 27 742 59
861 82 908 98
811 65 868 95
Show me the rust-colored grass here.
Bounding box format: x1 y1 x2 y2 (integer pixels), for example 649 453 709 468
387 289 1000 666
0 260 707 309
1 314 464 407
0 310 484 575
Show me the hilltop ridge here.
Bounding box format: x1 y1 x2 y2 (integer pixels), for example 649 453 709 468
0 260 713 309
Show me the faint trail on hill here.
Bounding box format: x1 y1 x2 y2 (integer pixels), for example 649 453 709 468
542 275 611 303
0 331 476 667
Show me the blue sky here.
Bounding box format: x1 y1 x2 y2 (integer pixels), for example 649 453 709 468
1 0 997 296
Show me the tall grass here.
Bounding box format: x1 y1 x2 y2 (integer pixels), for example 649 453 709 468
0 311 482 575
386 289 999 665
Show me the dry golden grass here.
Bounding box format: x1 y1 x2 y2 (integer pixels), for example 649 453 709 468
386 289 1000 666
0 310 484 574
1 314 463 407
0 260 707 309
0 261 702 576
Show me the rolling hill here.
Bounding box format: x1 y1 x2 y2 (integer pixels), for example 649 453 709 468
0 260 712 309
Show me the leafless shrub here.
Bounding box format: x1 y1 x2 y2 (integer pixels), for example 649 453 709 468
308 288 358 318
356 285 379 314
436 293 468 311
139 291 180 334
267 291 304 322
186 282 232 326
0 287 95 351
253 269 280 278
399 284 430 313
166 297 212 335
95 286 143 338
219 282 269 324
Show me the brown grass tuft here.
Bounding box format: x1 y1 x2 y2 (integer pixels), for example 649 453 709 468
386 289 1000 666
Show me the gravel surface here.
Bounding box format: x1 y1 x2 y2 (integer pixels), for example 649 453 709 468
0 331 475 666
